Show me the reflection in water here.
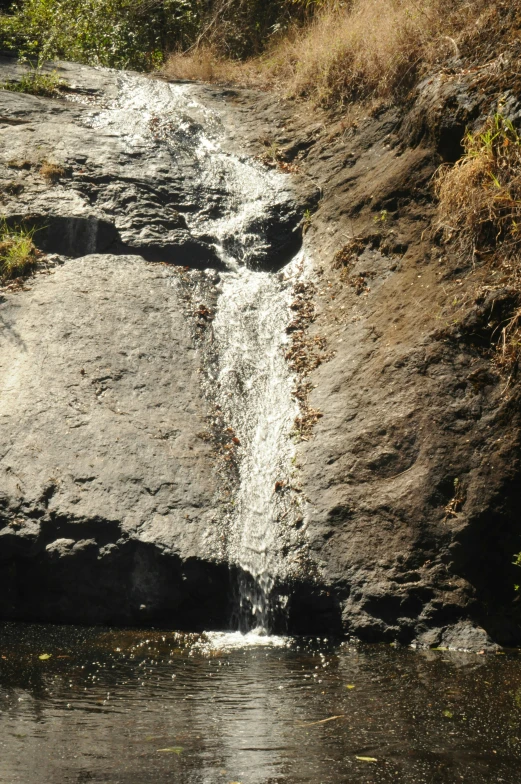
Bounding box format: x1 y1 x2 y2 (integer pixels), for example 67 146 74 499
0 623 520 783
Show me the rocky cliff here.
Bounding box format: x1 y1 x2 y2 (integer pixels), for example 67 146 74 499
1 54 520 650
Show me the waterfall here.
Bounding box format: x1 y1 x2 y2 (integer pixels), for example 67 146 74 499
212 265 300 632
87 73 307 633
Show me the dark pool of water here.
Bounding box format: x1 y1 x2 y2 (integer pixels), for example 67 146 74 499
0 623 520 783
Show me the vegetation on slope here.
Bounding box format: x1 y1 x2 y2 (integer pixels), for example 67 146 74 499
0 220 39 282
166 0 502 106
436 113 521 369
436 115 521 278
0 0 318 70
1 0 516 109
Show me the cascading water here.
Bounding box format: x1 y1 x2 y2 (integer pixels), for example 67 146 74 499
87 73 307 634
212 266 300 632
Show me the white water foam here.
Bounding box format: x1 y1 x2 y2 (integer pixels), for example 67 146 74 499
193 629 290 653
85 72 307 634
211 257 306 631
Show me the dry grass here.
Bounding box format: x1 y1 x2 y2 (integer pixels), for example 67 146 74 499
165 0 490 107
165 45 239 83
435 113 521 370
40 161 66 184
435 114 521 263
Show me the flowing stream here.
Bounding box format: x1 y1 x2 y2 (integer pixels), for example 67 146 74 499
87 74 305 633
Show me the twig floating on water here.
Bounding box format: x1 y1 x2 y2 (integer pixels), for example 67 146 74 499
297 714 345 727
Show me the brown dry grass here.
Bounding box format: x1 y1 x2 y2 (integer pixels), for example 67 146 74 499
40 161 66 184
166 45 237 83
165 0 490 107
435 113 521 370
435 114 521 263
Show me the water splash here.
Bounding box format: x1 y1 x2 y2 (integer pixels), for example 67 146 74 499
192 629 290 653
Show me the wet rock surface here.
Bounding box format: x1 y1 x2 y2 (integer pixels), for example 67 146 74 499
1 55 521 648
0 57 311 631
0 57 304 270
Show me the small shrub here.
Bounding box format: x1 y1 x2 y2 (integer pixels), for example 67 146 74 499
6 159 32 170
0 220 40 282
40 161 65 183
435 113 521 262
1 69 65 97
436 113 521 368
3 181 25 196
166 44 232 83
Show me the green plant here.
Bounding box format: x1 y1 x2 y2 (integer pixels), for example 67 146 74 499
514 552 521 592
0 0 203 70
302 208 312 232
258 139 281 167
1 68 64 96
0 219 40 282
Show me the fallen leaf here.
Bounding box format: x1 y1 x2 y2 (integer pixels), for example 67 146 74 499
355 756 377 763
38 654 52 661
345 684 356 690
157 747 183 755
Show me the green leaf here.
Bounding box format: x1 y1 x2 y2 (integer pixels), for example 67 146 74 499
38 653 52 661
355 756 377 762
157 747 183 755
443 710 453 719
345 684 356 689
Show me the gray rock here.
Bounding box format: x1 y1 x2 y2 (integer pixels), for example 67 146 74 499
416 621 499 653
0 254 229 626
0 56 305 629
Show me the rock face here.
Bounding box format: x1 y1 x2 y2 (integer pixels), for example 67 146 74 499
1 55 521 649
0 58 302 269
232 65 521 649
0 253 230 626
0 56 312 631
